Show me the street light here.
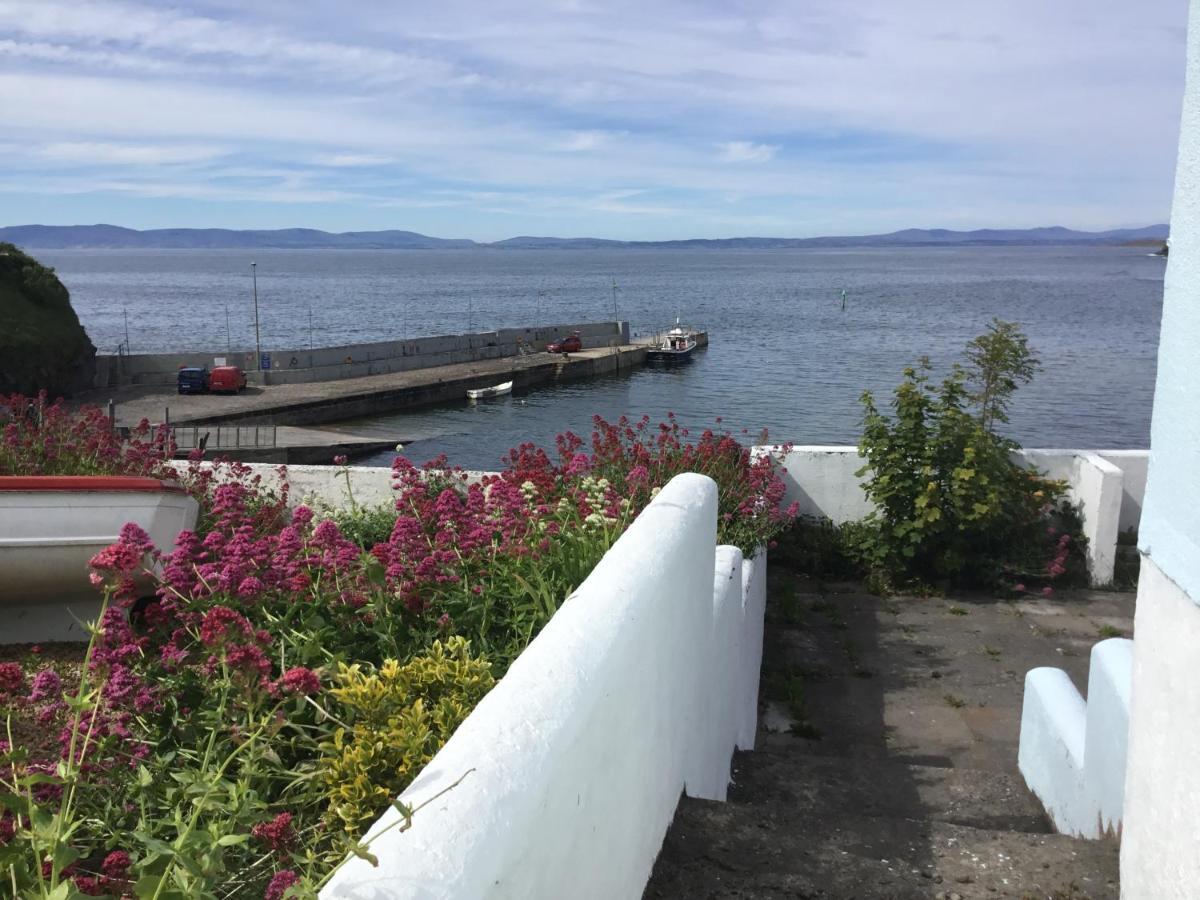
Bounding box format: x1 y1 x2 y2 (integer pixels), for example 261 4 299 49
251 262 262 370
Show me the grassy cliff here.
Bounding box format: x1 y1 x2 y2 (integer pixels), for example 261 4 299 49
0 243 96 397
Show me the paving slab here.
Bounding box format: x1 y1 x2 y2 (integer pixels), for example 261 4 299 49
644 569 1133 899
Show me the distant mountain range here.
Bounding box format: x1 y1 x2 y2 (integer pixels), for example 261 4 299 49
0 223 1169 250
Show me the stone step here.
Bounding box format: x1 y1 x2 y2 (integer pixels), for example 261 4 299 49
730 750 1051 835
645 800 1119 900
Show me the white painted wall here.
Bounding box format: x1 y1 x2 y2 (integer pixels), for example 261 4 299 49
1122 559 1200 897
737 550 767 750
1122 4 1200 892
770 446 1145 585
1018 638 1133 839
166 462 492 513
1097 451 1150 534
1072 454 1123 586
1118 4 1200 893
320 474 768 900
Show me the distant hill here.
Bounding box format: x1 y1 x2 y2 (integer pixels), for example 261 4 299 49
0 223 1169 250
0 225 475 250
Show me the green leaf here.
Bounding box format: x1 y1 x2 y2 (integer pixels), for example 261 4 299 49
350 844 380 867
216 833 250 846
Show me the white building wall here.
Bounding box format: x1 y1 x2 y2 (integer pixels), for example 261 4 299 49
320 474 767 900
1123 561 1200 897
1122 2 1200 893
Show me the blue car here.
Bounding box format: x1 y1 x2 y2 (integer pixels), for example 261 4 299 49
177 366 210 394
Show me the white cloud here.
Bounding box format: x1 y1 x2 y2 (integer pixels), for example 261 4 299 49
313 153 395 167
39 142 225 165
555 130 615 152
0 0 1186 236
716 141 779 164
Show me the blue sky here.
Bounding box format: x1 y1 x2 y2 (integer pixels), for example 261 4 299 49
0 0 1189 241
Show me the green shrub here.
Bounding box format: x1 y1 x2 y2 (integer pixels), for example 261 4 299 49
851 320 1082 591
771 516 864 581
330 501 398 549
321 637 495 836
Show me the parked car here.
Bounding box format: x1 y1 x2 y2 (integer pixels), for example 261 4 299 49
209 365 247 394
176 367 210 395
547 333 583 354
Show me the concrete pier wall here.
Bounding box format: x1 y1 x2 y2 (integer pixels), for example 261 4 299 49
96 321 630 387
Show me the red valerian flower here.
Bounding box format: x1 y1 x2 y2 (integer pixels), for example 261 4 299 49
253 811 297 852
277 667 321 696
0 662 23 695
264 868 300 899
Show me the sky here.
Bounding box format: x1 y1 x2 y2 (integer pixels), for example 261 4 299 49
0 0 1190 241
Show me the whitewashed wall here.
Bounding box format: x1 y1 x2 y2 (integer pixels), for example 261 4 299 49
1018 638 1133 838
167 462 489 512
1097 451 1150 534
769 446 1146 585
1122 1 1200 893
320 474 767 900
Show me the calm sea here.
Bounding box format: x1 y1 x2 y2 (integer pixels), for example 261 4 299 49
39 246 1164 469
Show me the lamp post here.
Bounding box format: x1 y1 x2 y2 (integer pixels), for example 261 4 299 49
251 262 261 369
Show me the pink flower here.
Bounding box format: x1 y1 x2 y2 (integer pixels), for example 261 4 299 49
1014 583 1026 593
264 868 300 900
565 453 591 476
100 850 131 880
0 662 23 695
278 667 321 696
200 606 254 646
1042 586 1054 597
333 454 348 466
625 465 649 486
253 812 297 852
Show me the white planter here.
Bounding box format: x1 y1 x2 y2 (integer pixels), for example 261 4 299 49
0 476 199 642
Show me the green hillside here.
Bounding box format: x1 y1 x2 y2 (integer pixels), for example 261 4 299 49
0 242 96 397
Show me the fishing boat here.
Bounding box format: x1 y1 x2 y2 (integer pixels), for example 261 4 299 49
466 380 513 400
646 321 698 364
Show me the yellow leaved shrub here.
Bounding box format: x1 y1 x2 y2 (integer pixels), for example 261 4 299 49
320 636 495 835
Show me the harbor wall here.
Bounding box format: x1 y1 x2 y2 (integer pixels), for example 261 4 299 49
95 321 629 387
173 342 648 427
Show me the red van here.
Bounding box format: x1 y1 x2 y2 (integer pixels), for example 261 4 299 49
547 333 582 354
209 366 247 394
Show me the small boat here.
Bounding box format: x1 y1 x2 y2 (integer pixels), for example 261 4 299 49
646 321 698 364
0 476 199 642
467 380 513 400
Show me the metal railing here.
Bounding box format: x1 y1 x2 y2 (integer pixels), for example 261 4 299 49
171 424 277 451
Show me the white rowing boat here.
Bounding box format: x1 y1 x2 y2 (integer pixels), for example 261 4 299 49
0 476 199 642
467 380 513 400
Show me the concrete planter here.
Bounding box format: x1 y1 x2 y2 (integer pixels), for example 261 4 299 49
0 476 199 642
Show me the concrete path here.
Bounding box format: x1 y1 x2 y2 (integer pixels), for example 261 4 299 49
645 572 1133 899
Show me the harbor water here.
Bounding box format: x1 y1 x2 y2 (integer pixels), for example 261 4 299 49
40 245 1164 470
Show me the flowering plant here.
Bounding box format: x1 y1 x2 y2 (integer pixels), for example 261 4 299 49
1 392 175 478
1 406 796 897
